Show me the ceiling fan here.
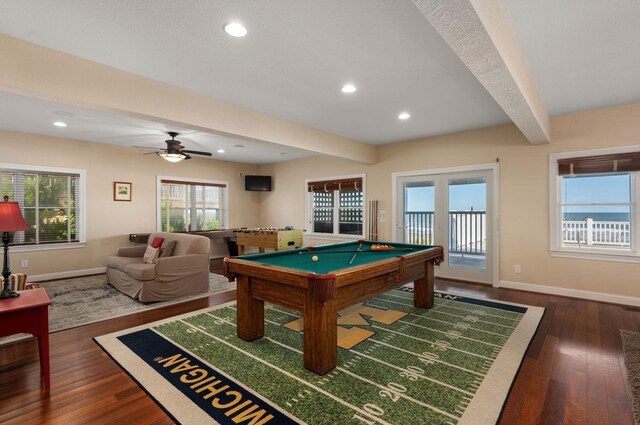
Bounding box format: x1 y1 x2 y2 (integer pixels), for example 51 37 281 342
135 132 212 162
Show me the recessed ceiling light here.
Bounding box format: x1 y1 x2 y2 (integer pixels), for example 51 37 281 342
217 149 225 153
398 112 411 120
224 22 247 37
52 121 68 127
341 84 357 93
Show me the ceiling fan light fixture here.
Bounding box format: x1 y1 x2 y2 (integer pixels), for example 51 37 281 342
157 151 187 162
134 132 208 161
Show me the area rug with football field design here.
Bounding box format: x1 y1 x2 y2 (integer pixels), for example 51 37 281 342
95 288 544 425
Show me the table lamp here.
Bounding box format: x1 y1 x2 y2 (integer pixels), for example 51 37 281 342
0 195 29 299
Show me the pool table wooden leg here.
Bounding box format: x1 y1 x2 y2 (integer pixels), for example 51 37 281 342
303 279 337 375
236 275 264 341
414 260 435 309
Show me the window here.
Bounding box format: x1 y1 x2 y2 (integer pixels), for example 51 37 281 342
158 177 228 232
0 164 85 249
306 175 365 238
550 148 640 262
561 174 631 249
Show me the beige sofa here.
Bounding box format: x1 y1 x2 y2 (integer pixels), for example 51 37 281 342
106 232 210 302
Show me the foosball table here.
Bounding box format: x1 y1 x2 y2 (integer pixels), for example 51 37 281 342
235 228 303 255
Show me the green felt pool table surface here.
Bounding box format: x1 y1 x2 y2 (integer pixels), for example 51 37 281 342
236 240 438 275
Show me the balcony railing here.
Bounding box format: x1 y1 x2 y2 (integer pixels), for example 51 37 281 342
404 211 486 255
449 211 486 255
404 211 435 245
563 219 630 247
405 212 631 253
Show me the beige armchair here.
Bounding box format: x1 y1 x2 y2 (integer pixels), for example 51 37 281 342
106 232 210 302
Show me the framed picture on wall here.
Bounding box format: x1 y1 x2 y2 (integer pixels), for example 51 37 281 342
114 182 132 201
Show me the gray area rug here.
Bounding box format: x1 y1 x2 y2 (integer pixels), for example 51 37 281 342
621 330 640 425
1 274 235 343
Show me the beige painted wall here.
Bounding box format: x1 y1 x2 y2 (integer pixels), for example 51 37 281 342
2 131 260 277
260 104 640 300
4 104 639 301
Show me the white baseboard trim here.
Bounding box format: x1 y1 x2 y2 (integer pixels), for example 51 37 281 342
498 279 640 308
29 267 107 283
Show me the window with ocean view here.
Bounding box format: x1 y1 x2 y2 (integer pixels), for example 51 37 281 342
561 174 631 250
550 148 640 262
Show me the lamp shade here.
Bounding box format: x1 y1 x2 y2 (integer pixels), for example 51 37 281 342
0 201 29 232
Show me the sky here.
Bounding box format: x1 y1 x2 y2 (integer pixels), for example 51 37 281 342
563 174 629 204
405 182 486 212
405 173 631 213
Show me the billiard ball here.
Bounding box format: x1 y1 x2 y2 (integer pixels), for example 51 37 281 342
311 255 319 262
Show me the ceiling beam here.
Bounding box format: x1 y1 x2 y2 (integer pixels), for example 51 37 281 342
412 0 551 144
0 34 377 164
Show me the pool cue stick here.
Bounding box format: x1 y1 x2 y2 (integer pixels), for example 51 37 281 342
298 248 413 254
349 242 364 265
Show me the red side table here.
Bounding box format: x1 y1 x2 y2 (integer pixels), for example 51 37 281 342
0 288 52 390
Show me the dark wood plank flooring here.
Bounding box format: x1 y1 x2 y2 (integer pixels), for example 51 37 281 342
1 278 637 424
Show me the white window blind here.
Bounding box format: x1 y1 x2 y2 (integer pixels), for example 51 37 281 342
1 168 81 245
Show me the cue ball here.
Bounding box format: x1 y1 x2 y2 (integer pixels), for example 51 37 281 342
311 255 319 262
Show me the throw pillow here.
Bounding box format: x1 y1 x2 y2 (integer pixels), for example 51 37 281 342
159 239 177 258
143 246 160 264
151 237 165 249
9 273 29 291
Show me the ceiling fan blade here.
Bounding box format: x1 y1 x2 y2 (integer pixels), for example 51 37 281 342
181 149 212 156
133 145 165 151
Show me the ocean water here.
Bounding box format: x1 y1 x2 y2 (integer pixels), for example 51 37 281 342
563 212 630 222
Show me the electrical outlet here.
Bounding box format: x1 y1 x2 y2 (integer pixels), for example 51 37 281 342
515 264 521 273
21 259 29 268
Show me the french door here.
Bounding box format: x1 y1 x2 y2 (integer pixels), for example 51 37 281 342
394 165 497 284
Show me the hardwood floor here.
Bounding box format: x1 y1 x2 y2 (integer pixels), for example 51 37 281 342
0 279 637 424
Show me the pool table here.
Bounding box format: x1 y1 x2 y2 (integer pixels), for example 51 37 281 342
223 240 444 375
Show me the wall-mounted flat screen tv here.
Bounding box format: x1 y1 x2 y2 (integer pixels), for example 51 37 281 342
244 175 272 191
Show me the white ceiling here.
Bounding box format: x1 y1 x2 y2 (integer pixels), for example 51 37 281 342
0 0 638 164
503 0 640 116
0 92 313 164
